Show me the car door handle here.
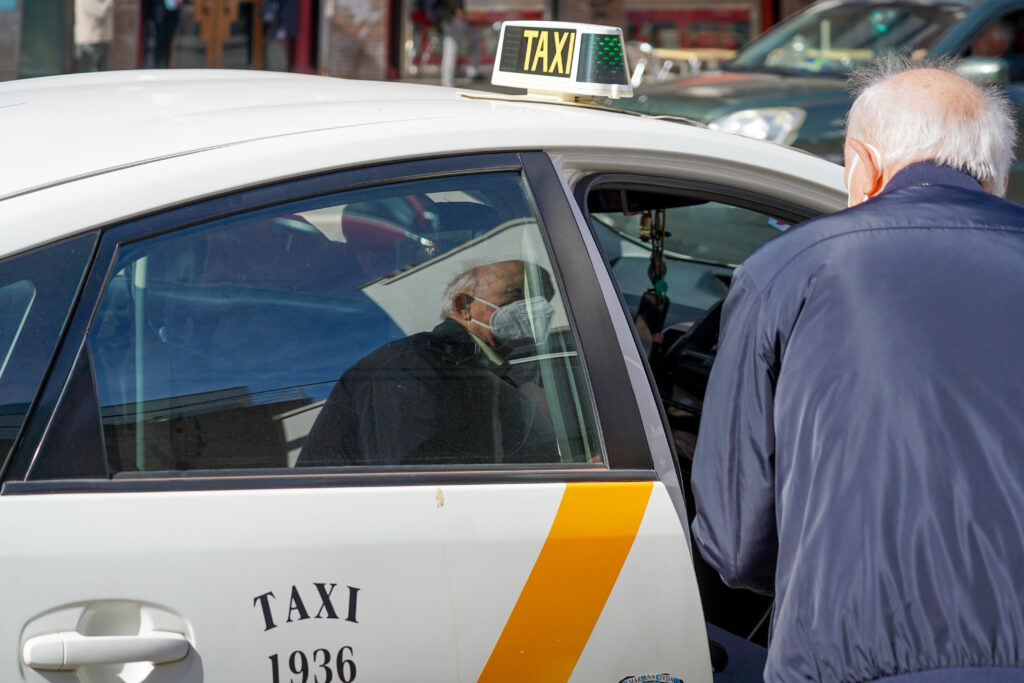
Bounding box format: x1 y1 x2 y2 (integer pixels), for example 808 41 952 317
22 630 190 671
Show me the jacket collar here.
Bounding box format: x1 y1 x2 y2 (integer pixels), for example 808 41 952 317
883 161 984 195
431 318 511 375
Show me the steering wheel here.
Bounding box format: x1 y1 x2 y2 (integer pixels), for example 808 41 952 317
654 298 724 418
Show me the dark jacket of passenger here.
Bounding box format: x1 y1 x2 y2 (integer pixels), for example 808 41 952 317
298 318 556 466
692 163 1024 682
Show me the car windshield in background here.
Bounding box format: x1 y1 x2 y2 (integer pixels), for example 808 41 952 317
589 198 794 329
730 3 967 75
594 204 788 268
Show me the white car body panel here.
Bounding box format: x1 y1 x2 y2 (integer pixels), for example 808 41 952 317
5 482 701 682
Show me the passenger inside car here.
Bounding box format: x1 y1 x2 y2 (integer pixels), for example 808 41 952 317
297 259 561 467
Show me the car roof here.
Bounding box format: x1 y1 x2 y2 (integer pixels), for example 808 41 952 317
0 70 845 257
1 70 501 199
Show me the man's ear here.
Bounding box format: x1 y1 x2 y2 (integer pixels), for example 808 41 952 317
452 293 473 319
847 138 884 196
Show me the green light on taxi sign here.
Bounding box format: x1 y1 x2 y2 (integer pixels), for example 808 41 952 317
579 33 627 85
491 21 633 100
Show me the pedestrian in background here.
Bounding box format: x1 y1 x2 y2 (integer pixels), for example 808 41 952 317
261 0 299 71
74 0 115 72
692 57 1024 682
434 0 482 87
148 0 181 68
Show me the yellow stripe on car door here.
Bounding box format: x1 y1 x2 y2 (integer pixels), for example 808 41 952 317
479 481 654 682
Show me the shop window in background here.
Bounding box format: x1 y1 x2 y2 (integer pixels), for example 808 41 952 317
403 4 541 79
625 7 755 84
144 0 309 71
627 8 754 50
170 0 260 69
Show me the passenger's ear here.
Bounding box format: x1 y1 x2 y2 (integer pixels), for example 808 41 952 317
847 138 884 196
452 293 473 319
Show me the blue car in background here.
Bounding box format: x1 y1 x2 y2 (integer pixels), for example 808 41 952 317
620 0 1024 200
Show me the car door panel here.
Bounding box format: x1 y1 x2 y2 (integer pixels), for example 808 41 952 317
0 153 711 682
4 482 701 682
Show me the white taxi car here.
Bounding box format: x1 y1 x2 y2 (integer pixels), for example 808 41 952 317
0 22 844 683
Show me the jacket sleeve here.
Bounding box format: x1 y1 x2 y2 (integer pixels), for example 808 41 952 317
690 266 779 595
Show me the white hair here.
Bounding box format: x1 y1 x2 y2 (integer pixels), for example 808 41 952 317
441 263 484 318
846 56 1017 194
440 259 553 319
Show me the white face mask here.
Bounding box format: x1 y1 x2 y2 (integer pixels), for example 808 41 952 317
845 142 881 208
472 295 555 346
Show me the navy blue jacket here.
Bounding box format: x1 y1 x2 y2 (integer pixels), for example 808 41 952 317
692 163 1024 682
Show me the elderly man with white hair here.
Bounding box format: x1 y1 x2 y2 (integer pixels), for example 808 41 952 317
691 58 1024 682
299 259 558 467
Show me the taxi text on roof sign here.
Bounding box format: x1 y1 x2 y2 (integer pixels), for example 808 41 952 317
491 21 633 101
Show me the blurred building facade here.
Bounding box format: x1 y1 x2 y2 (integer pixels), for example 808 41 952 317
0 0 809 82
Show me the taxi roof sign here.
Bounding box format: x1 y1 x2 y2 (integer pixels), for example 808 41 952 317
491 21 633 101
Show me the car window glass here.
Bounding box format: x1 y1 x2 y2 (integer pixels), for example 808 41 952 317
87 171 601 473
0 282 35 380
588 188 795 461
732 3 966 74
0 235 94 464
963 11 1024 82
591 196 788 329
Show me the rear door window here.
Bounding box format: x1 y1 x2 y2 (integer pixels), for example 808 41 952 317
74 171 601 475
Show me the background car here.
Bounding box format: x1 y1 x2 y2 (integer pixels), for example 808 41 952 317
0 37 845 681
618 0 1024 200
